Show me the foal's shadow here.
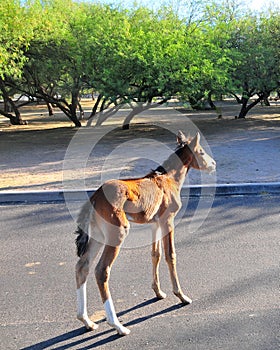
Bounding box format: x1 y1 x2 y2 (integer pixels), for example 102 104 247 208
21 298 186 350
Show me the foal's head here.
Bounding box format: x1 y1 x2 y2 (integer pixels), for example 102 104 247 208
176 130 216 173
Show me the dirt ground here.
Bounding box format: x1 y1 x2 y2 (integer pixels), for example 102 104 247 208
0 100 279 191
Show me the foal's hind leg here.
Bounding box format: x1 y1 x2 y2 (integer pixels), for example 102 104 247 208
151 223 166 299
76 238 103 330
95 245 130 335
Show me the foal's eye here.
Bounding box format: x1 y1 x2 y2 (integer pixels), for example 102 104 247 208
200 150 205 155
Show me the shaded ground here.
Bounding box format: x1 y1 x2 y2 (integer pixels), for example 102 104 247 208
0 101 279 191
0 196 279 349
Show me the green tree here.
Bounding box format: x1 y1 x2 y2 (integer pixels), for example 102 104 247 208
0 0 35 124
87 6 193 129
16 0 84 126
2 0 93 127
228 12 280 118
180 22 232 109
2 0 278 128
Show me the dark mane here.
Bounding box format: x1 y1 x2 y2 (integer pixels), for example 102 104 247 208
145 165 167 178
175 142 191 157
145 143 192 178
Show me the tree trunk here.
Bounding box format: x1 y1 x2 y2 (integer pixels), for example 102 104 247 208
207 91 216 109
69 88 81 126
37 85 81 127
122 98 168 130
261 91 270 106
0 79 26 125
238 97 248 118
188 94 204 109
263 97 270 106
88 94 102 119
78 101 84 120
94 104 120 127
3 95 12 112
238 96 260 118
46 101 54 116
122 107 141 130
68 109 82 127
231 92 242 104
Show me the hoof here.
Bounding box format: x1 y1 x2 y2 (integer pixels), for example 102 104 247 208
155 290 167 300
108 321 130 336
153 286 167 300
77 316 98 331
117 325 131 336
174 292 192 305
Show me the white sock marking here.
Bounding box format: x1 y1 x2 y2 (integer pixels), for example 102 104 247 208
104 298 130 335
77 282 87 318
77 283 97 330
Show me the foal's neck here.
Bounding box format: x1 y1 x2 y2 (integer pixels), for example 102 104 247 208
168 166 189 190
155 151 191 191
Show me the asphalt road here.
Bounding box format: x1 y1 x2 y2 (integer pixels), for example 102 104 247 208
0 195 279 350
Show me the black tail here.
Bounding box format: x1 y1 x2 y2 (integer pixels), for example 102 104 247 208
75 227 89 257
74 199 94 257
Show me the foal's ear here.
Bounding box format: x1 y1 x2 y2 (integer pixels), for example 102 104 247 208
177 130 188 145
189 132 201 151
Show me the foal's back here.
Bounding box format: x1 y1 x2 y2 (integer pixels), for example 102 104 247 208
93 176 171 224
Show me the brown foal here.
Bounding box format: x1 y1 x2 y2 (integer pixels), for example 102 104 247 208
75 130 216 335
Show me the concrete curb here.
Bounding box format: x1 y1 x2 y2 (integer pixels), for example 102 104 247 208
0 182 280 204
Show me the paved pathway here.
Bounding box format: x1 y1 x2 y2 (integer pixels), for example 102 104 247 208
0 196 279 349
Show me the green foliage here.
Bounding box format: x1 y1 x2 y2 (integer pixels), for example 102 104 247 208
0 0 33 78
225 10 280 116
0 0 279 124
229 15 279 92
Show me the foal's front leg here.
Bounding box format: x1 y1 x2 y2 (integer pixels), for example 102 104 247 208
161 221 192 305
